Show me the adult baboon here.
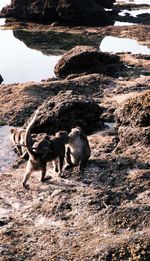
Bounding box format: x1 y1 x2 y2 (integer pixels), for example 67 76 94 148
22 110 69 188
65 126 91 171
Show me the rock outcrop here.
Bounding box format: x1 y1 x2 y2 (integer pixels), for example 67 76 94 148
25 91 104 135
115 90 150 150
115 90 150 128
1 0 116 25
54 46 124 78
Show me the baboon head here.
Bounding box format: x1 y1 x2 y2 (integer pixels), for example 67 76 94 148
69 126 82 139
55 131 69 144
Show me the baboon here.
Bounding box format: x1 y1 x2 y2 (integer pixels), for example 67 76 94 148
10 127 33 158
22 110 69 189
65 126 91 171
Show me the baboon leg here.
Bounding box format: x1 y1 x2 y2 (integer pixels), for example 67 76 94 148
40 163 47 182
79 157 88 172
64 163 74 170
79 162 84 172
22 171 32 189
66 147 72 165
65 147 74 170
58 155 64 176
53 159 59 173
22 160 34 189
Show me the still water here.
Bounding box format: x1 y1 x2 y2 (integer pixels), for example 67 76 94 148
0 29 61 84
100 36 150 54
116 0 150 4
0 0 61 84
1 0 150 83
119 8 150 17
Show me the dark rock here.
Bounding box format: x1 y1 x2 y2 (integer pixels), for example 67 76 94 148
115 90 150 128
115 91 150 150
54 46 124 78
1 0 116 26
0 0 60 23
55 0 116 26
0 74 3 84
25 90 104 135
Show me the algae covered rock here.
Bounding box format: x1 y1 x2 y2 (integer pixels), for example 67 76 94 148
115 91 150 150
26 90 104 135
54 45 123 78
115 90 150 128
55 0 116 26
1 0 116 25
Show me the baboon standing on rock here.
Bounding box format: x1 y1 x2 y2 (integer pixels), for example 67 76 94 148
22 110 69 189
65 126 91 171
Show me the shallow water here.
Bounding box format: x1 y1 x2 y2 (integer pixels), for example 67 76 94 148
100 36 150 55
0 0 61 84
114 21 135 25
119 8 150 17
0 126 17 173
0 29 61 84
116 0 150 4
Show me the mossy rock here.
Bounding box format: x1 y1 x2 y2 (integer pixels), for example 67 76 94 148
115 90 150 127
24 90 104 135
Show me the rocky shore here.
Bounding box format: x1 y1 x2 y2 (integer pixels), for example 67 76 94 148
0 1 150 260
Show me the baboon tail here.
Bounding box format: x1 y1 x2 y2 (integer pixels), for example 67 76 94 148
25 110 39 159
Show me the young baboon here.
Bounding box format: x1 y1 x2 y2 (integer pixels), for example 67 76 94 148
22 110 69 189
65 126 91 171
10 127 33 158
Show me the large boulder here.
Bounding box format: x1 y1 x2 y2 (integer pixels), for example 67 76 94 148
115 91 150 150
0 0 59 22
25 90 104 135
115 90 150 128
55 0 116 26
54 46 124 78
1 0 116 25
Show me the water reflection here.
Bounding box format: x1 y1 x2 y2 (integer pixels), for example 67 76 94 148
116 0 150 4
0 30 61 84
100 36 150 55
0 23 103 84
119 8 150 17
13 29 102 56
